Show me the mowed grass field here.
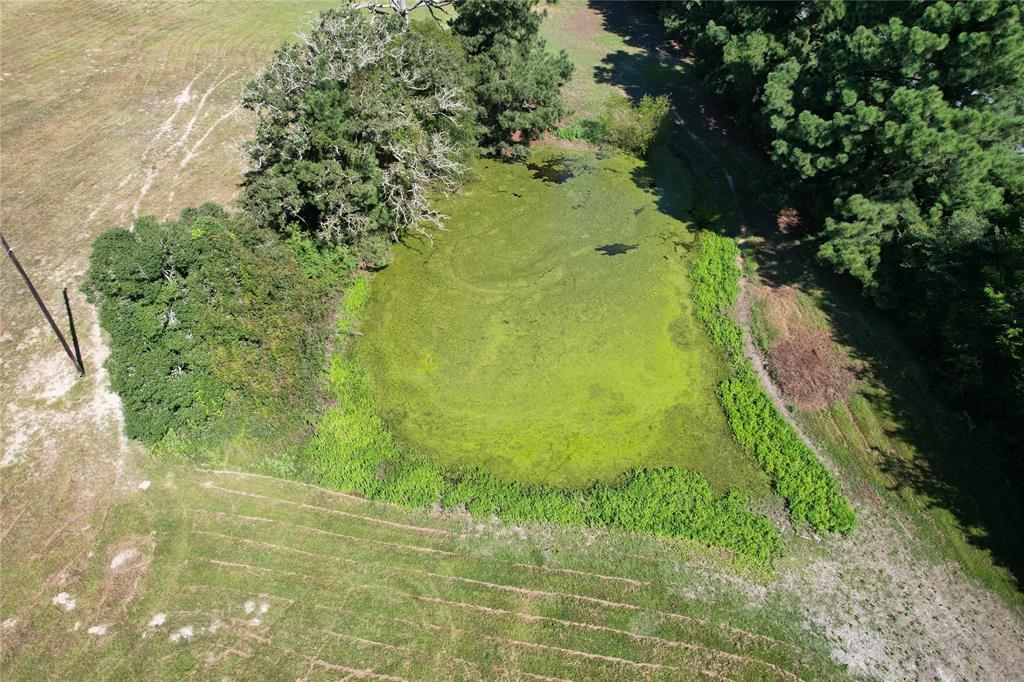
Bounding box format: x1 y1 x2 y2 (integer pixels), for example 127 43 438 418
1 1 332 669
6 465 838 680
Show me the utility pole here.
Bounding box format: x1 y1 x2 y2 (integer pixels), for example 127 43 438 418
1 232 85 376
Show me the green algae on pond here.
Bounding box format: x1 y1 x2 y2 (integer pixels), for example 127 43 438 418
357 149 766 491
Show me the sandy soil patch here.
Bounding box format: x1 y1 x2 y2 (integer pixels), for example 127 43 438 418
51 592 76 611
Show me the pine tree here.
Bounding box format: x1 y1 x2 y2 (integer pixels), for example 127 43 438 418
452 0 573 158
661 0 1024 458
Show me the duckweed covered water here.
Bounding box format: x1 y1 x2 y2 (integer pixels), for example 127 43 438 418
357 149 765 491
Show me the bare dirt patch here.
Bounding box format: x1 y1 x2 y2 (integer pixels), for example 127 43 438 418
94 534 155 619
760 285 853 411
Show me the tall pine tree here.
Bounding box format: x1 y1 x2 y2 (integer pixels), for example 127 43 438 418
452 0 573 157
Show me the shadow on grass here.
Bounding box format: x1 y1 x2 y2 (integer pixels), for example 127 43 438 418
586 0 1024 598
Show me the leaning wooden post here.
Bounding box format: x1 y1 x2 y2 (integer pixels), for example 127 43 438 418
1 232 85 376
62 288 85 376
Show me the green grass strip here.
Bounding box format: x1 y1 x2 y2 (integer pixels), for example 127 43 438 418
690 233 856 534
302 275 782 566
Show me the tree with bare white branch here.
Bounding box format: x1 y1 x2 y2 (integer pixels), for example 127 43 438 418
354 0 453 25
240 8 475 263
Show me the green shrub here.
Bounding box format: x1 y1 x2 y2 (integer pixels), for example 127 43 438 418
241 8 476 261
690 232 856 534
83 205 335 443
301 278 783 566
557 95 671 156
720 366 857 533
689 232 744 362
553 120 605 144
598 94 671 156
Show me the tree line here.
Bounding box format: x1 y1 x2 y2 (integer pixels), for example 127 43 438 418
660 1 1023 460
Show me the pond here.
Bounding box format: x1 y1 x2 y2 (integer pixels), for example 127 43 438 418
357 149 766 491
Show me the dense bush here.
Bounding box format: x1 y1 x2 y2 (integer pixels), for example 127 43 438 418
241 8 476 263
84 205 338 442
452 0 573 158
303 279 782 566
690 232 856 534
557 94 671 156
599 94 671 155
688 231 744 361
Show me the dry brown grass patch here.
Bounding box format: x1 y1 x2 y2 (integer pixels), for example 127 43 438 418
775 207 805 236
760 285 852 411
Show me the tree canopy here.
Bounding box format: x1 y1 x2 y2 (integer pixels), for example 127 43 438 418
241 8 476 263
452 0 573 157
662 0 1024 455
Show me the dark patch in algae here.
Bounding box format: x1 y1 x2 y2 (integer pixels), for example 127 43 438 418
525 154 593 184
595 243 639 256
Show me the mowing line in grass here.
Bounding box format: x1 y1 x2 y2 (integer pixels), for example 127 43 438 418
190 507 654 590
506 562 650 588
177 584 578 682
207 468 373 504
177 573 802 681
395 617 713 679
198 481 450 536
197 539 786 666
188 557 353 582
182 507 802 661
297 601 662 681
183 564 792 669
189 508 456 557
413 595 801 682
409 569 663 612
397 585 790 676
188 495 456 554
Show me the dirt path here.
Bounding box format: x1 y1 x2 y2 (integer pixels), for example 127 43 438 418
667 100 838 479
669 107 834 476
732 255 844 478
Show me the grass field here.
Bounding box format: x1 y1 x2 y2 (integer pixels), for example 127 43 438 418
3 2 1024 680
358 150 762 490
4 464 843 681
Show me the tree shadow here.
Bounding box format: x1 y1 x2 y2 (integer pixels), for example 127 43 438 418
587 0 1024 596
